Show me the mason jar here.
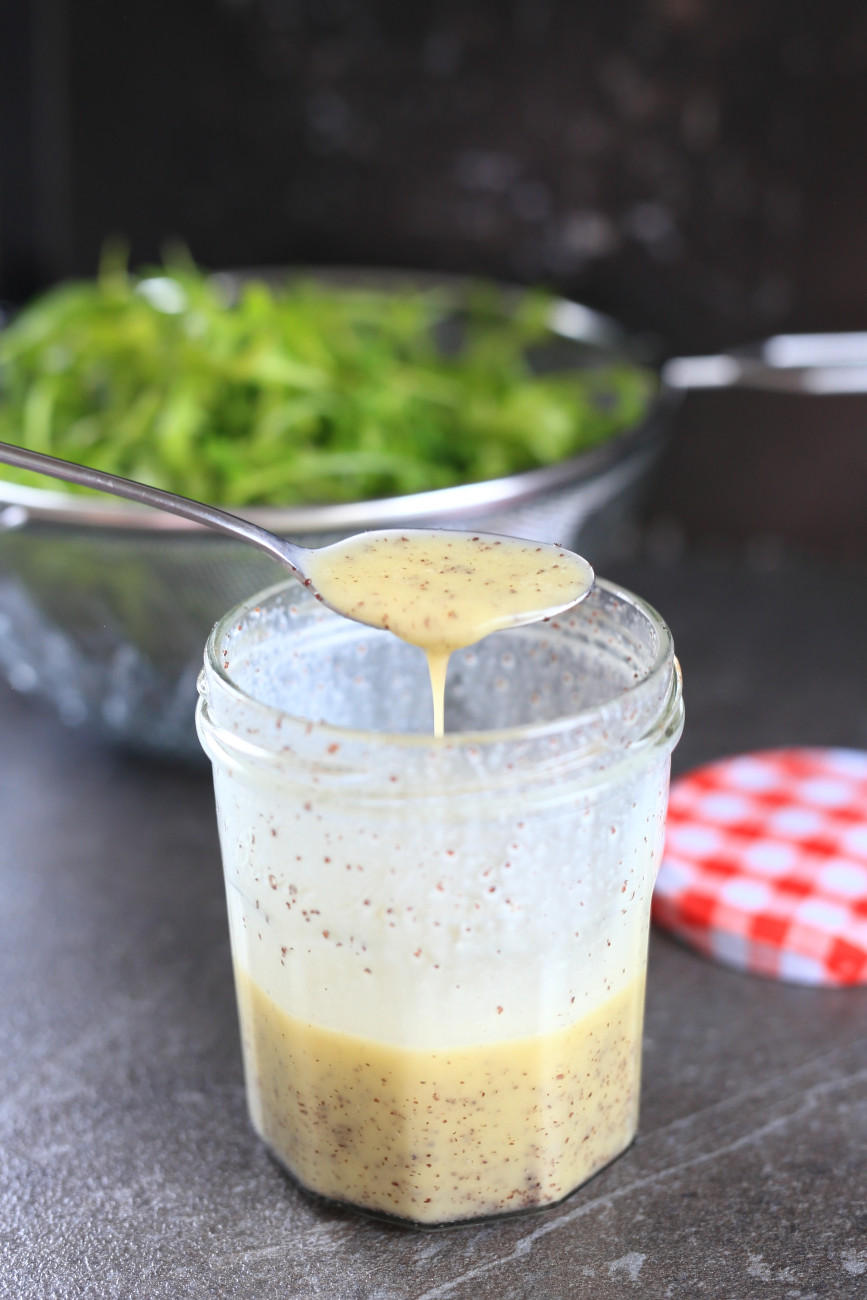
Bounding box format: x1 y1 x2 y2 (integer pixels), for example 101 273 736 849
196 576 683 1227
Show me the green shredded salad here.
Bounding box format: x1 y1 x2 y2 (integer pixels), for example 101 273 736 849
0 251 655 507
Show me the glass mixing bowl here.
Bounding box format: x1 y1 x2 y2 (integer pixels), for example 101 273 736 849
0 282 673 759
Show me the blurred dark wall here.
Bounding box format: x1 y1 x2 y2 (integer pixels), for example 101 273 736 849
2 0 866 555
5 0 867 347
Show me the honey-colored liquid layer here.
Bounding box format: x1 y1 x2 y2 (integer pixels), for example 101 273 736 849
235 969 644 1225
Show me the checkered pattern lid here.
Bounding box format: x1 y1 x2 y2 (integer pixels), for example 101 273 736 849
653 748 867 986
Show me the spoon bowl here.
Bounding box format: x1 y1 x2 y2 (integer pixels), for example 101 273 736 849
0 441 594 641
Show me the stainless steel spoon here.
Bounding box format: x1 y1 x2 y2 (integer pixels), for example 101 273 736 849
0 439 595 631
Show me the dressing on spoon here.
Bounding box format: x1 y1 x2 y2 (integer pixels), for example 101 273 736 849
305 529 594 736
0 440 594 735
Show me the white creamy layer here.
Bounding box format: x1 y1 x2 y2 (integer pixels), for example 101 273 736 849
215 758 669 1048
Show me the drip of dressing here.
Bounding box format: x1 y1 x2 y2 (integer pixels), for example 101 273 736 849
304 529 594 736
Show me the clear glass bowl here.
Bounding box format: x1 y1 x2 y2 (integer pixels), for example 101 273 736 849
0 277 672 760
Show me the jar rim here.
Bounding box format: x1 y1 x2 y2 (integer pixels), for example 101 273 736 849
200 575 682 757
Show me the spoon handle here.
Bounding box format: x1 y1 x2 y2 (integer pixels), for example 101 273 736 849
0 439 307 575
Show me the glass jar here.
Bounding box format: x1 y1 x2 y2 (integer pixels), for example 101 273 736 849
196 576 683 1227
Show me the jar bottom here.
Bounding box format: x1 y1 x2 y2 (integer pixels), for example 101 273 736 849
264 1133 638 1231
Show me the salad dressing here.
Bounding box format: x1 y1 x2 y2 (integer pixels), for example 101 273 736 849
198 528 673 1226
236 965 644 1225
229 530 622 1223
305 529 594 736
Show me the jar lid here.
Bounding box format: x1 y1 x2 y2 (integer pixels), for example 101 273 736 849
653 748 867 986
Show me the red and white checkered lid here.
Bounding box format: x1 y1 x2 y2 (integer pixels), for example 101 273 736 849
653 747 867 986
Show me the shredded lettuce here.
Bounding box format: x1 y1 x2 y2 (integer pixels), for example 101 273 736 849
0 252 655 506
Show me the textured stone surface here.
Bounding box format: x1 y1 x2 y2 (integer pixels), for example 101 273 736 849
1 550 866 1298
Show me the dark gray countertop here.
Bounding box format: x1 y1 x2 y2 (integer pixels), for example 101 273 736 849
2 549 866 1299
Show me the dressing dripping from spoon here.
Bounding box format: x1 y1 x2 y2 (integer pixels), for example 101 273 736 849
0 440 594 734
303 528 593 735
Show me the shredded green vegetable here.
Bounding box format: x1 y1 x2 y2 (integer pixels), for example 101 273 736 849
0 251 655 506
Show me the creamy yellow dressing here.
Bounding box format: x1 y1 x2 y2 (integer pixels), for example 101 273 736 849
304 529 594 736
224 528 647 1226
235 966 644 1225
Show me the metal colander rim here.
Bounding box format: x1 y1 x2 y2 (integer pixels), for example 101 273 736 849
0 399 671 534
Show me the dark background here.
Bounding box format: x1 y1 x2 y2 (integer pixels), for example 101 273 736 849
2 0 867 556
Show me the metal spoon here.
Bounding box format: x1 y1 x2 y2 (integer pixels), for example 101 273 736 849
0 439 595 631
